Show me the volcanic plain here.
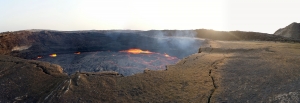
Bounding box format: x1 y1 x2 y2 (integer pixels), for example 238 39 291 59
0 29 300 102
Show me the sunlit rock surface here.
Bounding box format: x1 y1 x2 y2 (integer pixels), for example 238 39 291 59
274 22 300 39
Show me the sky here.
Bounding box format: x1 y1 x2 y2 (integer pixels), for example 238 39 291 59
0 0 299 34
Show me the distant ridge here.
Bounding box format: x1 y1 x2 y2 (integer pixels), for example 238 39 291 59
274 22 300 39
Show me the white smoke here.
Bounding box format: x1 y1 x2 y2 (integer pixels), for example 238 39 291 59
103 30 204 58
147 30 204 58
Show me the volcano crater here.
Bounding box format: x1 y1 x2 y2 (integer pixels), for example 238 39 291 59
9 30 204 76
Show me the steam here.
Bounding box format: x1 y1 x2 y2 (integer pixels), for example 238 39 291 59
151 30 197 38
155 31 199 48
144 30 203 58
103 30 204 58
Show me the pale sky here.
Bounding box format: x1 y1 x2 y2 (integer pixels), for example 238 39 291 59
0 0 299 34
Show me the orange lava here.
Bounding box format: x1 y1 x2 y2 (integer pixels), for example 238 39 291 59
120 48 153 54
49 54 57 57
74 52 81 54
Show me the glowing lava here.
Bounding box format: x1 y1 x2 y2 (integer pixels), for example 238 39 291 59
120 48 153 54
49 54 57 57
74 52 81 54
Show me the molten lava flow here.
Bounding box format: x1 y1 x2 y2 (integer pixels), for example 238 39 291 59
120 48 153 54
49 54 57 57
74 52 81 54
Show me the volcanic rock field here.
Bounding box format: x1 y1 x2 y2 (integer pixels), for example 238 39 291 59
1 27 300 102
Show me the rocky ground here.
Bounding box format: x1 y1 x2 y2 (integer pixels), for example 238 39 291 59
1 40 300 102
206 40 300 102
